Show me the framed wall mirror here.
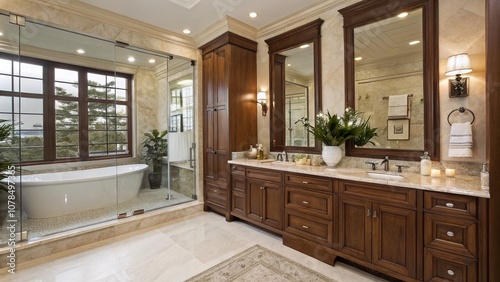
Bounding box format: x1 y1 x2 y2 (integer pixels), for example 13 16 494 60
266 19 324 153
339 0 439 161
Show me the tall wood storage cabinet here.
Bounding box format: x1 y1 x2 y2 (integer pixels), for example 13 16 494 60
200 32 258 219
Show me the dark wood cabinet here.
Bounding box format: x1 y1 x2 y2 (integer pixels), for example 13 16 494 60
229 165 283 233
283 173 336 263
200 33 257 218
247 178 283 230
423 191 481 281
226 165 488 282
338 180 417 279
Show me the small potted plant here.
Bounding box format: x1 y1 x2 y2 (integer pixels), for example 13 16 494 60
296 108 377 167
141 129 168 189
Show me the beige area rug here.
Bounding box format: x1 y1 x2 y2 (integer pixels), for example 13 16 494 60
185 245 337 282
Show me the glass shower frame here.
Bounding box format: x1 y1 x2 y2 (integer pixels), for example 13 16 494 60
0 12 197 244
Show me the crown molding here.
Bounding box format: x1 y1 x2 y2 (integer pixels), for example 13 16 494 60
257 0 356 39
21 0 196 50
194 15 257 48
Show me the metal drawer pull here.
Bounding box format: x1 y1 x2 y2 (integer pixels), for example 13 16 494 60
447 231 454 237
447 270 455 276
260 186 264 190
214 190 218 193
302 201 309 204
446 202 454 208
373 211 377 218
302 225 309 229
302 181 309 184
367 209 371 217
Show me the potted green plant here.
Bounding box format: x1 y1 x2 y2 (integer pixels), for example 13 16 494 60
141 129 168 189
0 119 14 193
296 108 377 167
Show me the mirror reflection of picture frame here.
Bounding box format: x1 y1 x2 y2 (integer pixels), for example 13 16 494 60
387 119 410 140
170 114 183 132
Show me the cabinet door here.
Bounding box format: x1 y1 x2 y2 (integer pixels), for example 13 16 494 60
247 178 264 222
338 196 372 262
262 181 283 230
372 203 417 278
231 175 246 217
214 46 228 107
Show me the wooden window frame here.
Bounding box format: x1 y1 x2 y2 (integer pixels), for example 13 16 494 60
0 53 133 165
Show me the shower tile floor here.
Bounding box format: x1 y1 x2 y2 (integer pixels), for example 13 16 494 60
0 188 192 242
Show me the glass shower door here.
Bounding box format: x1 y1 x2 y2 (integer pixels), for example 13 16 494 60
16 19 119 240
0 13 23 247
166 57 196 205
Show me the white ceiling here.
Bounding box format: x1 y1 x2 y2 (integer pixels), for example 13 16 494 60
77 0 324 36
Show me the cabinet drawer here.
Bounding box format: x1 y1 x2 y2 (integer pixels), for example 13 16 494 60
285 211 333 246
246 167 282 182
232 175 246 193
424 213 477 258
424 191 477 219
285 187 332 219
231 165 245 176
285 173 332 192
339 180 416 208
205 185 227 207
424 247 477 282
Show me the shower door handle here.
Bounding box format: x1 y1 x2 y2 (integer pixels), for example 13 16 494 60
189 143 195 168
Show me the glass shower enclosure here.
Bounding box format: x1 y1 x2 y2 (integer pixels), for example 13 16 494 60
0 12 196 245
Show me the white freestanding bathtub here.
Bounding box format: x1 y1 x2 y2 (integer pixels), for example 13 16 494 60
14 164 148 218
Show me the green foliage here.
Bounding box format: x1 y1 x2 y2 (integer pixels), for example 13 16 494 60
142 129 168 173
296 108 377 146
0 119 14 192
353 116 378 147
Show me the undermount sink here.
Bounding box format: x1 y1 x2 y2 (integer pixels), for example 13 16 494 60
271 161 295 166
366 171 405 180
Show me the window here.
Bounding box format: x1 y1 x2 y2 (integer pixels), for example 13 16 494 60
0 54 132 164
169 84 193 132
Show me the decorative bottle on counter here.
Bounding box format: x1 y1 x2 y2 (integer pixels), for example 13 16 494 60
481 163 489 191
420 151 431 176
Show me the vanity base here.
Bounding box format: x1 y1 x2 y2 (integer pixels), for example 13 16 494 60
283 233 337 265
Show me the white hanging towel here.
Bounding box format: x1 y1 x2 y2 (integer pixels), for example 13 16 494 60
387 94 410 119
448 122 473 158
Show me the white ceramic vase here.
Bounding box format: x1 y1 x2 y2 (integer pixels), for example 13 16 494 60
322 145 343 167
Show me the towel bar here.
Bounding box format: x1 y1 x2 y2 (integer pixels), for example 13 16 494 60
447 107 475 125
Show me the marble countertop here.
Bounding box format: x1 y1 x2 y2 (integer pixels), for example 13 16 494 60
228 159 490 198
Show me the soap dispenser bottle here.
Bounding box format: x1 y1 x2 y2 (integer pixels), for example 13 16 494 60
481 163 489 191
420 151 431 176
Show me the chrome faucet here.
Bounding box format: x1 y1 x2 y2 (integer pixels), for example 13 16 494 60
381 156 389 171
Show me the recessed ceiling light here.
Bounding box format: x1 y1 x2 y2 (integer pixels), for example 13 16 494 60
300 44 310 49
76 49 85 54
249 12 257 18
0 32 3 36
128 56 135 62
149 59 156 64
409 40 420 45
287 63 292 67
183 29 191 34
355 57 363 61
398 12 409 18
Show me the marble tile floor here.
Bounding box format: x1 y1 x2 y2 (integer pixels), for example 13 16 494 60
0 212 388 282
0 188 193 243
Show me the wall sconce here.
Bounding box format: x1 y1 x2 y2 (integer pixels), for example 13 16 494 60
257 91 268 116
445 53 472 97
